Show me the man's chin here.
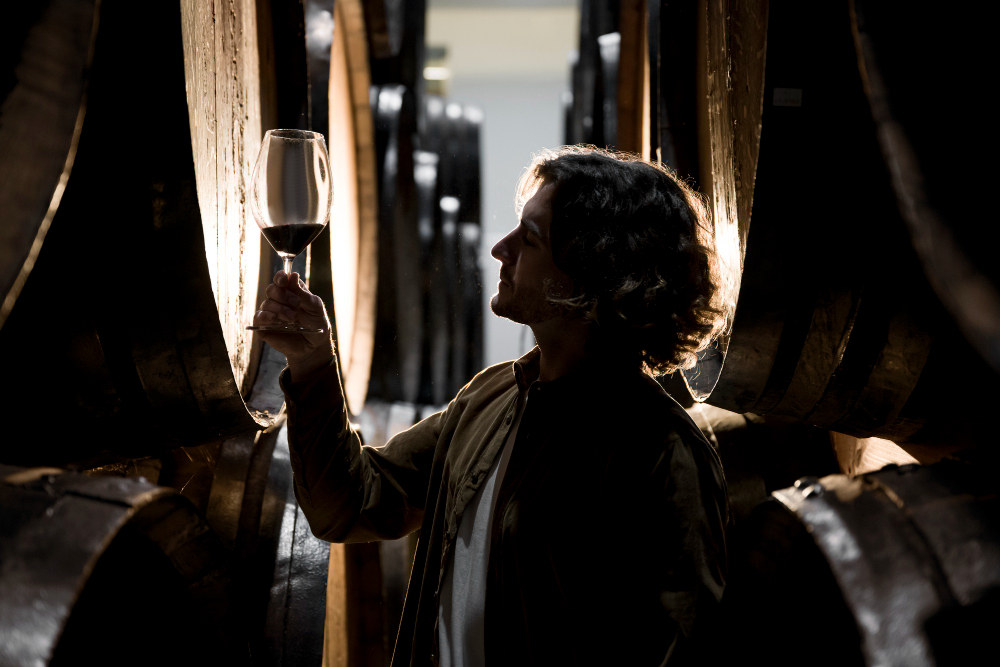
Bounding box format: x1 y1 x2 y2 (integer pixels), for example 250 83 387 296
489 292 509 319
490 293 518 322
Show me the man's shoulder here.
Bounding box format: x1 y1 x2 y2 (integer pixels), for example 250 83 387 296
450 359 518 410
616 372 703 434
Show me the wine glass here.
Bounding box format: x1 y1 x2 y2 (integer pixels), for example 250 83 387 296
247 129 332 333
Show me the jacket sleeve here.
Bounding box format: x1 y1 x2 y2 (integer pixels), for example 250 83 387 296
280 356 449 542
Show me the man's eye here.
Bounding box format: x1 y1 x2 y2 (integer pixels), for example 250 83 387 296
523 236 535 247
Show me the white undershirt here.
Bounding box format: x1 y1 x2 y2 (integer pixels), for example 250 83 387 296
437 393 524 667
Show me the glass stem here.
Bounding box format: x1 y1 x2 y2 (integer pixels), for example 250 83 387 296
283 256 294 277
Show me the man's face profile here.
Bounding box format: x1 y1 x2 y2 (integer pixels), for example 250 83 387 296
489 183 572 326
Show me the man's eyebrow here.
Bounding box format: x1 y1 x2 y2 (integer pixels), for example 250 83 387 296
521 218 546 240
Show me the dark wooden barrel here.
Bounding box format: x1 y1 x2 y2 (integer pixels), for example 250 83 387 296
362 0 405 59
73 347 330 666
567 0 619 146
0 1 99 328
569 0 645 154
721 460 1000 666
850 1 999 376
420 97 484 400
369 0 426 132
0 465 237 666
369 84 423 404
415 149 451 405
0 0 290 466
597 32 621 148
205 417 329 665
647 0 999 446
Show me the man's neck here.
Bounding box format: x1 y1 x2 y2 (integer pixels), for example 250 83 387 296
530 316 592 382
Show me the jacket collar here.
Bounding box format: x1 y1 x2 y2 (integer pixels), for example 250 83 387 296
512 345 641 395
512 346 541 392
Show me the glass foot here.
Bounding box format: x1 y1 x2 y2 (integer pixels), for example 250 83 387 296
246 324 325 333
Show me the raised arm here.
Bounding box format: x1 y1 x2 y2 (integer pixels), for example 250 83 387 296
258 271 441 542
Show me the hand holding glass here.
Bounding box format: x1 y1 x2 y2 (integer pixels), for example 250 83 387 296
247 129 331 333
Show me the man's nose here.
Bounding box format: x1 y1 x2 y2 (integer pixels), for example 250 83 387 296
492 231 514 263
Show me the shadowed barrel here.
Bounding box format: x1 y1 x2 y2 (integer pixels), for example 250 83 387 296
0 0 287 466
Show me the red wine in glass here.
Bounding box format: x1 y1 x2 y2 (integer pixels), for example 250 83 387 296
260 223 327 257
247 129 332 333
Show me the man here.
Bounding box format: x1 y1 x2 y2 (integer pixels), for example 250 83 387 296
255 147 729 666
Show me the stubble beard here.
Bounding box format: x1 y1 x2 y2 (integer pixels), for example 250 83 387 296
490 282 561 326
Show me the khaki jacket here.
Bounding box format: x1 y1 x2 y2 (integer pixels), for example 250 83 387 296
282 347 728 666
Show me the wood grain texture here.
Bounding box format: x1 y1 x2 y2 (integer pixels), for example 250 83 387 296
181 0 264 395
681 0 766 399
0 0 98 328
700 0 764 321
829 432 918 478
324 544 350 667
327 0 378 415
324 542 386 667
729 0 766 261
615 0 648 156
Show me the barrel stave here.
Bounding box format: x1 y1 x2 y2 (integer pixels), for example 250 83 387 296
0 0 98 328
0 465 238 666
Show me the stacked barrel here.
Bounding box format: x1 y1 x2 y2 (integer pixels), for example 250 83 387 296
567 1 999 663
0 0 480 664
366 0 484 407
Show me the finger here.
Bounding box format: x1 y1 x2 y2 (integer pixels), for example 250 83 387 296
284 273 326 316
260 299 297 321
265 283 301 308
274 270 288 288
285 272 310 297
253 308 279 325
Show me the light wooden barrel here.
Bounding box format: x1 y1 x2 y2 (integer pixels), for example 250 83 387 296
180 0 270 398
0 0 283 466
320 0 378 416
646 0 764 400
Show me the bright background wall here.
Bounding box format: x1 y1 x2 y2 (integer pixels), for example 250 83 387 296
426 1 579 366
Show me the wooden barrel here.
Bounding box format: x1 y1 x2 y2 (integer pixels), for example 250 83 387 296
721 461 1000 666
453 221 484 394
568 0 618 146
310 0 379 415
362 0 405 59
647 0 999 445
647 0 763 400
0 0 287 466
0 465 237 666
0 1 99 328
369 84 423 404
850 2 1000 376
205 418 329 665
564 0 648 158
73 347 329 665
420 98 484 399
414 150 451 405
597 32 621 148
369 0 426 131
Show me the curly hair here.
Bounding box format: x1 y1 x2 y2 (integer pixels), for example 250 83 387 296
515 146 729 374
